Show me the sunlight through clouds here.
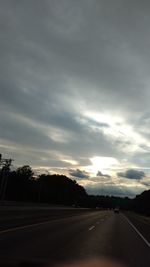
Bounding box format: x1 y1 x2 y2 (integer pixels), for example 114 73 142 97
89 156 119 174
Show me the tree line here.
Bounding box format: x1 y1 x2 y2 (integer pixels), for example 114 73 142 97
0 165 149 216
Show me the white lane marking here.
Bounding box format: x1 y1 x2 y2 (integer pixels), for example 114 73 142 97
0 220 53 235
0 211 96 235
89 225 95 231
122 214 150 249
0 215 76 235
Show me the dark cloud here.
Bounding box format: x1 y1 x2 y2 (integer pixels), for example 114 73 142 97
97 171 111 178
69 169 89 179
117 169 145 180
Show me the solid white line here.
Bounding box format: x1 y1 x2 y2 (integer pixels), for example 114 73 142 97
122 214 150 249
0 220 52 235
89 225 95 231
0 215 75 235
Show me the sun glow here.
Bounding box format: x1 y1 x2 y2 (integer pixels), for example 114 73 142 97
62 159 78 165
89 156 119 174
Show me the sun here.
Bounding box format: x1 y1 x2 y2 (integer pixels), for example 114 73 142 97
89 156 119 174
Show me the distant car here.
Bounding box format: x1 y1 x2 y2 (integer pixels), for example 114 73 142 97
114 207 120 213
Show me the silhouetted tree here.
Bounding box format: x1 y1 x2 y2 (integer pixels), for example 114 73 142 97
15 165 34 181
37 174 87 205
133 189 150 215
6 165 36 202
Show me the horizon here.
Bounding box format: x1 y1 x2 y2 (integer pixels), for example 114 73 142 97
0 156 147 199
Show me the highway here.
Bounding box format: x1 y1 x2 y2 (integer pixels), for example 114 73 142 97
0 209 150 267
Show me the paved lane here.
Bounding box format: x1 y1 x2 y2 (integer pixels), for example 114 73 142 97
0 211 150 266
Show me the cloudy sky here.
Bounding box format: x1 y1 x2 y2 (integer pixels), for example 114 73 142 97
1 0 150 197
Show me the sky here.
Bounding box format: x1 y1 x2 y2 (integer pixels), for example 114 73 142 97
0 0 150 197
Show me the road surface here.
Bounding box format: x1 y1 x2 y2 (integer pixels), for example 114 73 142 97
0 209 150 267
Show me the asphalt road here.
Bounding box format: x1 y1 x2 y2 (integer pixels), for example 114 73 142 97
0 210 150 267
0 206 91 231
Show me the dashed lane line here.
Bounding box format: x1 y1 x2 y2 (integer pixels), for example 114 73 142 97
89 225 95 231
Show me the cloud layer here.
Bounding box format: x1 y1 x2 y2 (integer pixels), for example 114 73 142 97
0 0 150 196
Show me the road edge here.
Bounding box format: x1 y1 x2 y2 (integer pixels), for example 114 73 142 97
122 213 150 249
